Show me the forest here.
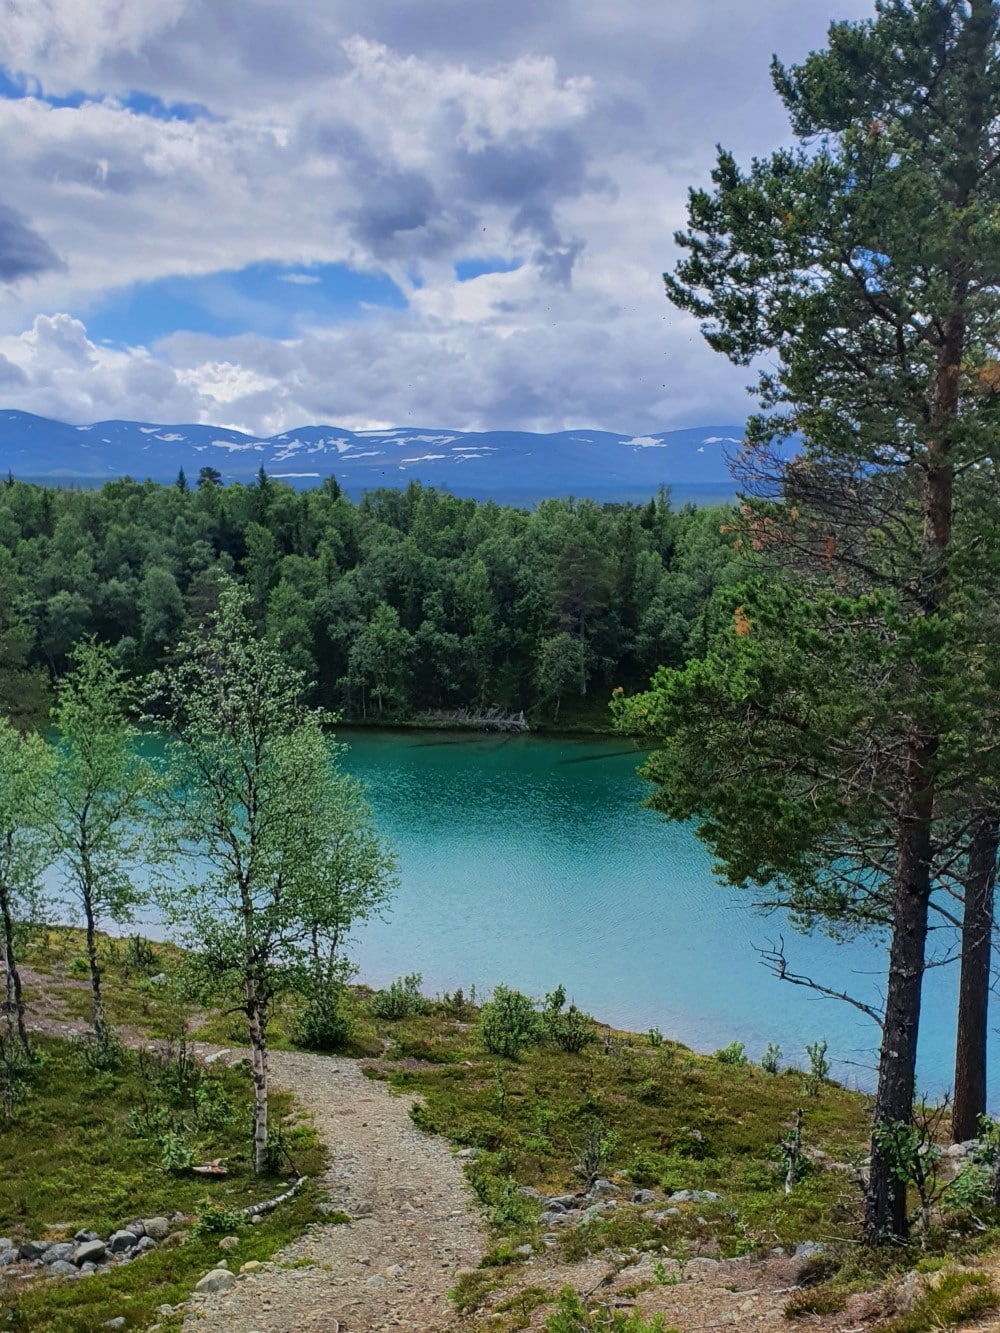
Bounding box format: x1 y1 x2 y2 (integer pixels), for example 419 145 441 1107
0 471 738 726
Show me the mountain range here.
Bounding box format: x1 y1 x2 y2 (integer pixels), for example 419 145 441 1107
0 409 750 504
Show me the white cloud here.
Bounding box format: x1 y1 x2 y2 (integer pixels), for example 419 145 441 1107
0 0 876 432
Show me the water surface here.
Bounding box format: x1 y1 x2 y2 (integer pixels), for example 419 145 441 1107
339 730 976 1100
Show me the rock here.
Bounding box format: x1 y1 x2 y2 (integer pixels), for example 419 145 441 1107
19 1240 48 1261
384 1264 405 1278
47 1260 79 1278
519 1186 543 1199
195 1268 237 1294
631 1189 657 1204
515 1244 533 1257
124 1220 146 1239
74 1229 99 1243
589 1179 621 1198
141 1217 172 1241
42 1243 76 1264
653 1208 681 1222
792 1240 826 1261
134 1236 158 1254
540 1210 574 1226
894 1270 922 1313
218 1235 240 1251
684 1258 720 1280
156 1306 175 1317
542 1201 567 1214
79 1262 98 1274
103 1320 127 1329
667 1189 723 1204
240 1261 263 1274
455 1147 479 1159
367 1274 386 1288
74 1240 108 1266
108 1230 138 1254
148 973 169 986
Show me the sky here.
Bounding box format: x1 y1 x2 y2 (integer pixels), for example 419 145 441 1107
0 0 873 436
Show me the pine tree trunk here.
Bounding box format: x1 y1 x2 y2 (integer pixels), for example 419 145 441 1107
864 742 935 1244
247 997 269 1175
952 811 998 1143
0 883 30 1053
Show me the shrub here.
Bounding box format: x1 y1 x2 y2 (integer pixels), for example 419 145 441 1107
295 985 353 1051
477 985 542 1058
760 1043 782 1075
646 1027 664 1048
544 1286 672 1331
158 1130 195 1174
190 1202 244 1239
805 1038 830 1083
74 1029 126 1073
370 973 430 1020
543 987 597 1054
574 1119 620 1185
713 1041 747 1067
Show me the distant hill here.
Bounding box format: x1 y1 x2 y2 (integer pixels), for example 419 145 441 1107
0 410 752 504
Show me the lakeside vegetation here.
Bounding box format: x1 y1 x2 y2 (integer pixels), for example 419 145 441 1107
0 473 738 729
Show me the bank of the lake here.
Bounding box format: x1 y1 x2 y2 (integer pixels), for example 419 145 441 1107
334 729 977 1103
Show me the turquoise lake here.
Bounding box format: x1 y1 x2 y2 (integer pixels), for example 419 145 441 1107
335 730 982 1102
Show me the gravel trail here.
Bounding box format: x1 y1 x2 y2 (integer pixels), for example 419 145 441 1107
183 1049 484 1333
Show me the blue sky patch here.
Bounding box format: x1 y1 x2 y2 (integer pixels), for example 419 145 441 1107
84 262 409 346
0 67 210 120
455 257 522 282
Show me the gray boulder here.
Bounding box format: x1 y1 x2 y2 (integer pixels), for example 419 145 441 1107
545 1194 580 1209
19 1240 48 1261
108 1230 138 1254
539 1210 573 1226
134 1236 158 1254
589 1179 620 1198
667 1189 723 1204
42 1243 76 1265
74 1229 99 1243
141 1217 172 1241
630 1189 657 1205
195 1268 236 1294
47 1260 78 1278
73 1239 108 1266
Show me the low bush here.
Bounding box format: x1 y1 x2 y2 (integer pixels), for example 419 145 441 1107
370 973 430 1020
478 985 543 1058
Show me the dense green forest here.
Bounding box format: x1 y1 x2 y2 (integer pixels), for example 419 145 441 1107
0 471 738 725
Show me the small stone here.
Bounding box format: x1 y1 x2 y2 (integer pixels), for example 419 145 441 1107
367 1274 386 1288
519 1185 543 1199
384 1264 405 1278
218 1235 240 1251
124 1221 146 1239
684 1258 720 1280
515 1244 533 1257
149 973 170 986
792 1240 826 1261
79 1262 98 1274
195 1268 237 1294
73 1239 108 1266
540 1210 573 1226
19 1241 48 1261
240 1261 263 1274
108 1230 138 1254
631 1189 657 1205
156 1306 175 1317
103 1320 126 1329
668 1189 722 1204
141 1217 172 1241
47 1261 78 1278
134 1236 158 1254
74 1229 99 1243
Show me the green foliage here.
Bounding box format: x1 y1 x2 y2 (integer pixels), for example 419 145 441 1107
805 1039 830 1084
158 1130 195 1175
477 985 544 1058
73 1029 126 1073
713 1041 747 1067
574 1119 621 1185
544 1286 673 1331
370 973 430 1020
190 1202 245 1239
646 1027 664 1048
295 983 354 1051
543 986 597 1054
0 474 738 726
760 1043 782 1075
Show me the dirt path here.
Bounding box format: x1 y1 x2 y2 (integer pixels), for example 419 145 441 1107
182 1049 484 1333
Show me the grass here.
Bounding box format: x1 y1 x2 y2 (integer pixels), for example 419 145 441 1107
0 1031 328 1332
362 1005 871 1262
875 1270 998 1332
